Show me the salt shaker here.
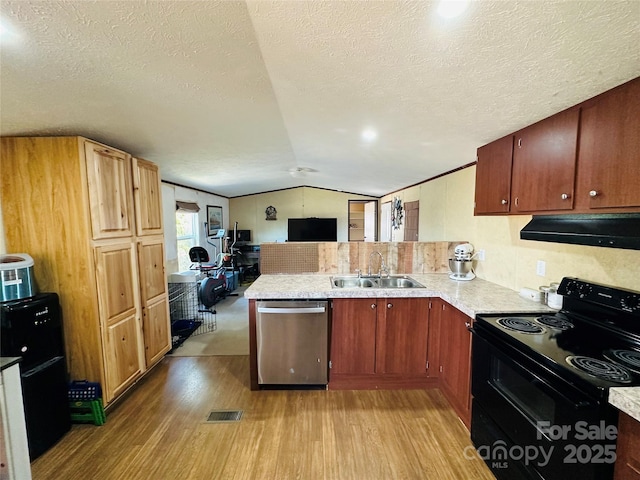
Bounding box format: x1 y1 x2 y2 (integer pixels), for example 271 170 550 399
547 282 563 309
538 286 550 305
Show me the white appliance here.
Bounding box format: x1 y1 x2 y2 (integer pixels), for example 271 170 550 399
449 243 476 281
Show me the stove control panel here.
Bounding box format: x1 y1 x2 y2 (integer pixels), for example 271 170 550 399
559 277 640 315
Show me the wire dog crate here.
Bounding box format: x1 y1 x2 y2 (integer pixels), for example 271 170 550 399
168 281 216 349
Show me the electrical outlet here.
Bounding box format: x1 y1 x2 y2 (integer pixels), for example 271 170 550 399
477 249 486 261
536 260 546 277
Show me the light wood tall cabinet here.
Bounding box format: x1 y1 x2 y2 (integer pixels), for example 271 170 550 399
0 136 170 405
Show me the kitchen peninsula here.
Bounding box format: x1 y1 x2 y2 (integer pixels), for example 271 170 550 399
245 273 554 426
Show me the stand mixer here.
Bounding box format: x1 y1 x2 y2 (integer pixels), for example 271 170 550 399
449 243 476 281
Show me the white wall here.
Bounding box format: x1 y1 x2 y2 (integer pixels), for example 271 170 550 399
382 166 640 292
161 182 230 275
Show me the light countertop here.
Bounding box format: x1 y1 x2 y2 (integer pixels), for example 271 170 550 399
244 273 556 318
0 356 22 372
609 388 640 423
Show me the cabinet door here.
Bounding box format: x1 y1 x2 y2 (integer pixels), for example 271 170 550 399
137 236 170 367
427 299 443 378
330 299 377 374
137 236 168 303
94 242 143 402
132 157 164 236
511 108 579 212
376 298 429 374
142 296 171 367
474 135 513 214
576 78 640 211
85 141 134 239
614 412 640 480
103 314 143 402
439 302 473 427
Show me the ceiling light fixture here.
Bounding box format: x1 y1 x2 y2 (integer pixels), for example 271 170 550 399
288 167 316 178
436 0 469 19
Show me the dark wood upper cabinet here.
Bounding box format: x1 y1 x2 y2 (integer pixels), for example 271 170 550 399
575 77 640 211
474 76 640 216
474 134 514 215
510 107 580 213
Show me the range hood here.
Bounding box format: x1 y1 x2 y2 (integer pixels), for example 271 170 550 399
520 213 640 250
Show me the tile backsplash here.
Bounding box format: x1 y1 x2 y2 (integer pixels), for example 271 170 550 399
260 241 465 274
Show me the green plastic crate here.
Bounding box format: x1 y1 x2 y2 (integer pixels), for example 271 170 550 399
69 399 106 426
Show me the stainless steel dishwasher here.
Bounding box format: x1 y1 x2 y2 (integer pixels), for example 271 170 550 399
256 300 328 385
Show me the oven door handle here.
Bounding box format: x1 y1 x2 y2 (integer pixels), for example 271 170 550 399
528 376 593 410
472 327 596 410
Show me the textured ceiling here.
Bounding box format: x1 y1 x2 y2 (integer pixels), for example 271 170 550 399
1 1 639 198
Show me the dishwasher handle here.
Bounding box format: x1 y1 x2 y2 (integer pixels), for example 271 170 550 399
257 306 326 314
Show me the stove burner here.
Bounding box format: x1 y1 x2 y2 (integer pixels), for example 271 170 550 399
536 314 574 330
496 317 546 334
566 355 633 383
603 349 640 375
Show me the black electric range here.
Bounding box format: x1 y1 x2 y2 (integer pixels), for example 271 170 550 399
471 277 640 480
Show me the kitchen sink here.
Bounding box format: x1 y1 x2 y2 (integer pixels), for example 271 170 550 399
332 277 376 288
376 277 424 288
331 275 424 289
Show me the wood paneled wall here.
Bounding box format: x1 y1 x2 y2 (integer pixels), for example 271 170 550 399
260 241 464 274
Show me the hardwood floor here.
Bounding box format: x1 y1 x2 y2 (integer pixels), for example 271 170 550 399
32 356 493 479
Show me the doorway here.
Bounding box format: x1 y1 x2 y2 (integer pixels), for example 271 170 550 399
403 201 419 241
348 200 378 241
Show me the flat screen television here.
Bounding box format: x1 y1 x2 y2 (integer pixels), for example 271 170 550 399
234 230 251 242
288 218 337 242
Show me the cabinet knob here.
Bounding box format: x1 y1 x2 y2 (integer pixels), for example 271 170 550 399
465 321 471 328
501 199 508 205
517 138 522 148
560 193 571 200
589 190 598 197
387 303 393 309
371 304 376 309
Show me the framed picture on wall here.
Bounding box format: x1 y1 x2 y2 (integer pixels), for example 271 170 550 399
206 205 223 236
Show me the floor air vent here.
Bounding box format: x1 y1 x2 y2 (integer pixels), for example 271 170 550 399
205 410 243 423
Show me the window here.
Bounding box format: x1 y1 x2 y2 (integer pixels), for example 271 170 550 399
176 211 198 272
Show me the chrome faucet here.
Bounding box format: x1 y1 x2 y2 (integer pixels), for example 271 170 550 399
368 251 388 277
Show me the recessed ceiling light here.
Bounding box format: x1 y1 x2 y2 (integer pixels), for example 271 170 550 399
437 0 469 19
0 17 21 43
361 128 378 142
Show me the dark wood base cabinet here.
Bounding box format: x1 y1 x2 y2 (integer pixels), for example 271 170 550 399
329 297 473 428
614 412 640 479
435 300 473 429
329 298 433 389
